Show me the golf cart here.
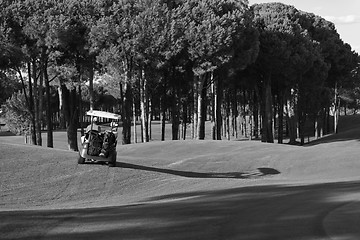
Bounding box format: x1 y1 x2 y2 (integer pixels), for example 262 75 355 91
78 110 121 167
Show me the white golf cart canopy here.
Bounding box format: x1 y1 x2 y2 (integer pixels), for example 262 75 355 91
86 110 121 120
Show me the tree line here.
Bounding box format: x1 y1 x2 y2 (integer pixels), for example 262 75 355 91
1 0 359 150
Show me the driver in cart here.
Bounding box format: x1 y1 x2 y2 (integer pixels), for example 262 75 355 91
86 116 101 132
83 117 116 158
78 110 120 167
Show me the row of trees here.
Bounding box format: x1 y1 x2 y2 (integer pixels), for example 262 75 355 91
1 0 359 150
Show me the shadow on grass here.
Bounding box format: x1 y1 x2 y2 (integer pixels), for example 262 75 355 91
305 115 360 146
0 131 15 137
115 162 280 179
2 181 360 240
305 129 360 146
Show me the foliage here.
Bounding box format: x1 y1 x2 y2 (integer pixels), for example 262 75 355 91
3 91 31 135
0 70 22 105
184 0 253 76
0 0 359 145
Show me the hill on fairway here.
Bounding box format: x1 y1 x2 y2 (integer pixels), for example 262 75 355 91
1 115 360 210
1 115 360 240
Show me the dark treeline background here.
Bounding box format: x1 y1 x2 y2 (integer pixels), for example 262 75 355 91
1 0 359 151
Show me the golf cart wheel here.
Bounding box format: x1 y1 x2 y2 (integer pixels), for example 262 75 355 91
108 153 117 167
78 155 85 164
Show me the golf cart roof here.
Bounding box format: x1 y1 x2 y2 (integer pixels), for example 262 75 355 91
86 110 121 120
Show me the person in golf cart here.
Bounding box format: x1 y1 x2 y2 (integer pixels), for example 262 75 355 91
84 116 116 158
86 116 101 132
78 110 120 166
99 127 116 158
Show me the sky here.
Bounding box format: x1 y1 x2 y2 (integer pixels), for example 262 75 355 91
248 0 360 53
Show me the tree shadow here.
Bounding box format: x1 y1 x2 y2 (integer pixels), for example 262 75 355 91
115 162 280 179
0 131 15 137
306 115 360 146
2 180 360 240
305 129 360 146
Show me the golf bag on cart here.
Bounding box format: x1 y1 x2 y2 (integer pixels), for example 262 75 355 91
86 130 104 156
78 110 120 167
100 130 116 158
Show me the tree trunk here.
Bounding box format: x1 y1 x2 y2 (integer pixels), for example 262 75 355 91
121 81 132 145
159 75 167 141
286 89 297 145
78 84 84 136
197 75 207 140
31 59 42 146
314 115 321 140
233 91 239 139
211 78 216 140
241 92 247 138
193 78 198 139
38 64 44 143
171 86 180 140
62 85 79 151
262 77 274 143
297 82 307 146
225 92 231 140
26 62 37 145
325 106 331 135
67 87 79 151
132 96 137 143
273 95 277 141
140 96 143 142
88 60 95 110
298 110 306 146
160 94 166 141
213 75 222 140
58 85 66 129
140 70 149 142
253 88 260 139
314 109 324 139
148 97 152 140
334 82 340 134
277 94 284 144
43 52 53 148
182 101 187 140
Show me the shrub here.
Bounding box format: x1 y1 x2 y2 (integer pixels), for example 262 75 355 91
2 91 31 135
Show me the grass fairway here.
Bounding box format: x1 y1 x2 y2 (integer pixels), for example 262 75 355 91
0 115 360 239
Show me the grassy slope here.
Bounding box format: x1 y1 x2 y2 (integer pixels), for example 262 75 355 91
1 115 360 210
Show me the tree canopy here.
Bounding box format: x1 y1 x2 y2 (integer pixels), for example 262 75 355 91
1 0 359 148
